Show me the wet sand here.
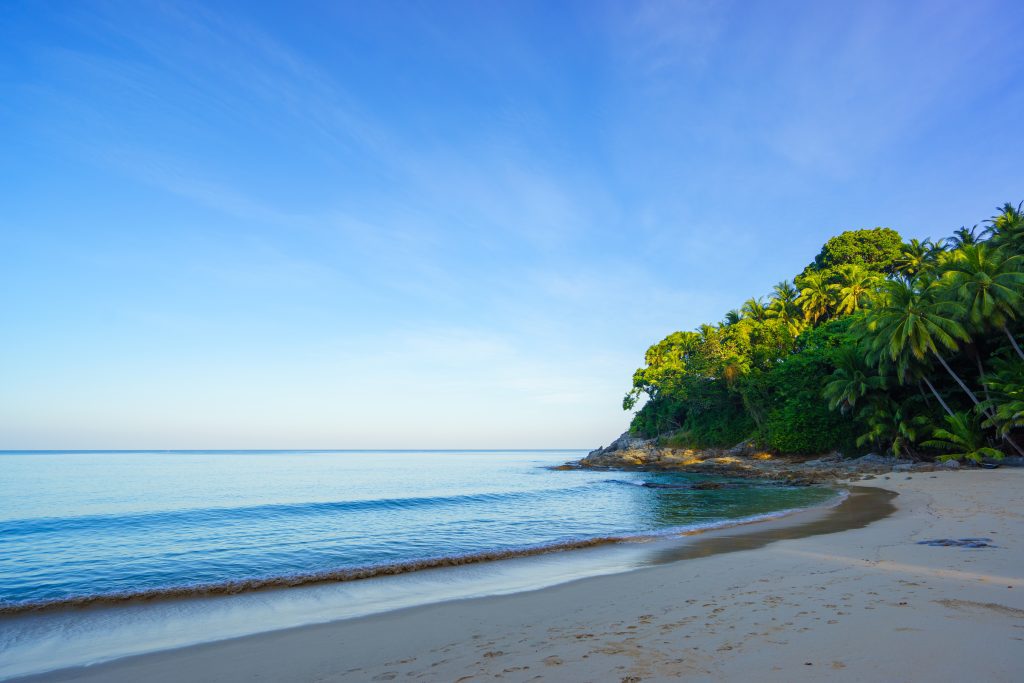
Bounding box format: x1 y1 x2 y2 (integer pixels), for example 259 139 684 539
17 471 1024 682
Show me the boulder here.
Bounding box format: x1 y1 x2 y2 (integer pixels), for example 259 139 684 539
586 431 653 458
852 453 891 466
725 440 758 457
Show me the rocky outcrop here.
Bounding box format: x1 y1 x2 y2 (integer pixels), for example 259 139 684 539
581 431 657 468
571 438 980 484
586 431 653 457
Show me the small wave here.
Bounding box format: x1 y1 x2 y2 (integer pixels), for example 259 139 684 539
0 492 842 617
603 478 808 491
0 484 604 536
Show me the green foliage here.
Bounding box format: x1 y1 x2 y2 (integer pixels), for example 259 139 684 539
854 396 934 457
823 345 884 412
746 349 859 455
679 386 754 448
941 244 1024 331
655 406 755 449
922 412 1005 463
855 278 970 381
794 315 857 352
833 264 882 315
623 331 700 410
628 393 687 438
893 238 942 278
795 270 837 324
980 358 1024 436
623 202 1024 459
812 227 904 274
984 201 1024 250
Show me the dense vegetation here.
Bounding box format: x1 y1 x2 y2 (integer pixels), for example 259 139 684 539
624 203 1024 462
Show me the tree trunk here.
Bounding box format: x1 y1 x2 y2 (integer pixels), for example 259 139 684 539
1004 325 1024 361
933 351 1024 457
974 353 992 406
933 351 986 406
1002 433 1024 457
922 376 955 418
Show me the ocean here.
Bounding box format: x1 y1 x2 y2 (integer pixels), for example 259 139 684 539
0 449 839 677
0 449 838 610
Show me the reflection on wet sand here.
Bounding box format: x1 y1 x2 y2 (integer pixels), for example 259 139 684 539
649 486 897 564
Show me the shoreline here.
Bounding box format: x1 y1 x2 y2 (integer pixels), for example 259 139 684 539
0 488 844 618
1 487 852 680
16 469 1023 682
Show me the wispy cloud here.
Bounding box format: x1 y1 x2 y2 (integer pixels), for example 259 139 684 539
4 0 1023 447
614 0 733 79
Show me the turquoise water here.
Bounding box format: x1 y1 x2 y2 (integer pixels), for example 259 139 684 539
0 450 836 611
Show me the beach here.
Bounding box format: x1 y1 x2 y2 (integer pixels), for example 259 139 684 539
19 469 1023 682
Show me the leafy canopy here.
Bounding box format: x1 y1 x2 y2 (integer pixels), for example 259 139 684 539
811 227 903 274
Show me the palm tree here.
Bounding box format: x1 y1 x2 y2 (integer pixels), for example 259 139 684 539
980 359 1024 437
946 225 982 250
861 278 1024 456
771 280 799 305
824 346 885 412
941 243 1024 360
767 281 804 336
922 412 1005 463
741 297 769 323
893 238 940 278
835 264 879 315
859 278 970 394
795 271 836 323
856 397 934 457
722 309 742 327
983 201 1024 248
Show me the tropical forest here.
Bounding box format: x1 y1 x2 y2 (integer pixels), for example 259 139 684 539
624 202 1024 463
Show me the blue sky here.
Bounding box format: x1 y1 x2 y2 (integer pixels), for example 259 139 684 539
2 0 1023 449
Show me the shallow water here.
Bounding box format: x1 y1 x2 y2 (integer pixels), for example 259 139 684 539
0 487 887 682
0 450 853 679
0 450 837 612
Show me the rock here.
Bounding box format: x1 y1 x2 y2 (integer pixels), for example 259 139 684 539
574 433 962 483
725 440 758 457
936 460 960 470
804 452 843 466
580 430 660 468
691 481 725 490
852 453 890 465
607 431 653 452
584 431 654 460
997 456 1024 467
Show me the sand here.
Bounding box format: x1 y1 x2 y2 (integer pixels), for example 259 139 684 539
20 470 1024 682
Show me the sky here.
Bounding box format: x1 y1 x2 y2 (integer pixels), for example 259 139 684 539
2 0 1023 449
